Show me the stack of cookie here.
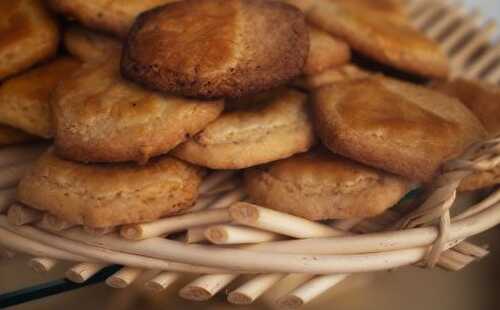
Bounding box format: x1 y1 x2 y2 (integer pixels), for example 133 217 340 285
0 0 498 231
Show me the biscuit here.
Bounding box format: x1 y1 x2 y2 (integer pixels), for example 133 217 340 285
52 58 224 164
121 0 309 99
431 79 500 135
313 76 487 181
293 64 370 91
47 0 177 38
432 79 500 191
244 150 412 220
17 149 203 228
172 88 315 169
303 26 351 75
0 125 37 147
0 0 59 80
0 57 81 138
64 26 122 62
337 0 407 22
308 0 448 78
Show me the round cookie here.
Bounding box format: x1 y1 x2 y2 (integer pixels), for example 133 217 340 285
308 0 448 78
0 0 59 80
431 79 500 135
64 26 122 62
293 64 370 91
303 26 351 75
0 57 81 138
47 0 177 38
17 149 203 228
121 0 309 99
244 150 412 221
0 124 37 146
172 88 315 169
313 75 487 181
52 58 224 164
432 79 500 191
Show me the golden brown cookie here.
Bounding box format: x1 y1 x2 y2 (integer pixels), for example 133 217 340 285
0 0 59 80
313 76 487 181
294 64 370 91
0 57 81 138
172 88 315 169
431 79 500 191
64 26 122 62
0 125 37 146
279 0 316 13
244 150 412 220
121 0 309 99
308 0 448 78
47 0 177 38
431 79 500 135
17 149 203 228
52 58 224 164
303 26 351 75
335 0 407 21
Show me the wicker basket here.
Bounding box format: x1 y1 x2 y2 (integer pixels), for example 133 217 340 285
1 0 500 308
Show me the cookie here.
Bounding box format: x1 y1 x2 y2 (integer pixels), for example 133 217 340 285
47 0 177 38
17 149 203 228
0 125 37 147
308 0 448 78
431 79 500 135
339 0 407 21
313 76 487 181
0 57 81 138
432 79 500 191
52 58 224 164
294 64 370 91
121 0 309 99
244 150 412 220
279 0 316 13
303 26 351 75
0 0 59 80
64 26 122 62
172 88 315 169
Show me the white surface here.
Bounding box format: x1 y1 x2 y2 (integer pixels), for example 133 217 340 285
463 0 500 21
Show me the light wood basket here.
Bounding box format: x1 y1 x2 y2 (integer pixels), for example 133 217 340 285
1 0 500 308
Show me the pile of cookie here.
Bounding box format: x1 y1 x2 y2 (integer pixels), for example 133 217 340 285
1 0 499 234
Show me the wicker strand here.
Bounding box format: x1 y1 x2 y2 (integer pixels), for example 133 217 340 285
28 257 58 273
66 262 109 283
106 267 143 288
0 188 16 214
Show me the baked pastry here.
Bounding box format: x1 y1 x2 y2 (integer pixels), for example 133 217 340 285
0 125 37 146
172 88 315 169
308 0 448 78
17 149 203 228
313 75 487 181
52 58 224 164
244 150 412 220
281 0 406 19
432 79 500 191
121 0 309 99
64 26 122 62
336 0 407 22
47 0 177 38
303 26 351 75
0 57 81 138
0 0 59 80
431 79 500 135
294 64 370 91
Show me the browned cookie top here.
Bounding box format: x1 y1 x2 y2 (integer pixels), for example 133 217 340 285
121 0 309 99
313 76 487 181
